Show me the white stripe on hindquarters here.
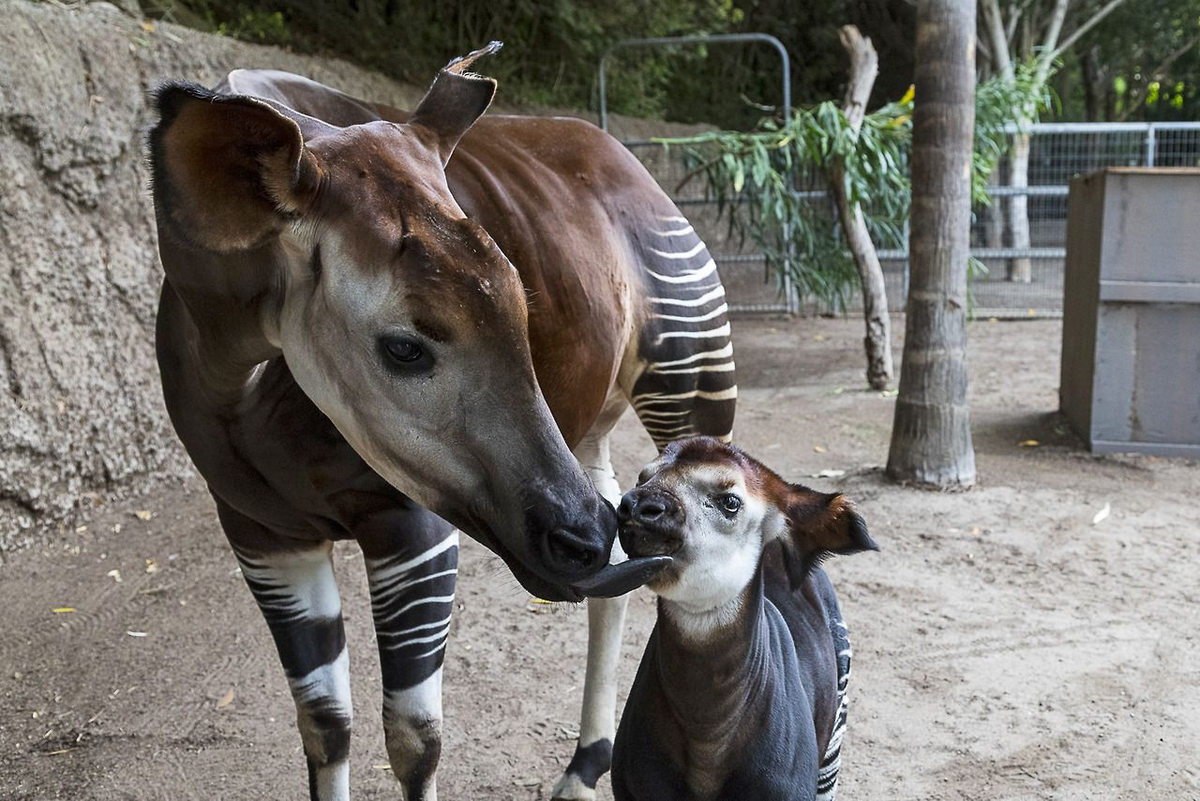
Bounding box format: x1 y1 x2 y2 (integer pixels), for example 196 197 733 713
648 241 707 260
652 303 731 324
650 285 726 308
647 259 718 284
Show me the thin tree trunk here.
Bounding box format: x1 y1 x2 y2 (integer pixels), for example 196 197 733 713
983 160 1005 248
887 0 977 488
1006 130 1032 282
830 25 893 390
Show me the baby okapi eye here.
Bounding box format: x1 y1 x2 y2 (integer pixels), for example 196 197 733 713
716 493 742 514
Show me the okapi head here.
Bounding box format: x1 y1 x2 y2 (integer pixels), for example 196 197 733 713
618 437 878 612
148 44 648 601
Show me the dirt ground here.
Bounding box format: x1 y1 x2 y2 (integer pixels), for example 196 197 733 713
1 317 1198 800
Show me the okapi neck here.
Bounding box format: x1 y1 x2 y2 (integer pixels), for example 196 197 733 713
163 276 283 406
654 569 771 735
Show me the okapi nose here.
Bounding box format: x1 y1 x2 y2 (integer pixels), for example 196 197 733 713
618 490 669 525
541 527 606 579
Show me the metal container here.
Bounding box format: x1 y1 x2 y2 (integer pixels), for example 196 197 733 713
1060 167 1200 458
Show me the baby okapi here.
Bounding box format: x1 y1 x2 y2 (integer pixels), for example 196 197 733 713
611 437 877 801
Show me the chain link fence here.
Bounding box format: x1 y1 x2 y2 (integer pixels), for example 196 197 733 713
617 122 1200 317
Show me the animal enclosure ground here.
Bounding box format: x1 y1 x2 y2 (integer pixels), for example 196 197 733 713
1 317 1197 800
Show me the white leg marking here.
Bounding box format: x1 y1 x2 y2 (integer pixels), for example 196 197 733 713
553 432 630 800
383 668 444 801
238 543 341 622
292 648 352 801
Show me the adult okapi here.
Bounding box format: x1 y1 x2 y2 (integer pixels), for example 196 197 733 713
148 43 735 800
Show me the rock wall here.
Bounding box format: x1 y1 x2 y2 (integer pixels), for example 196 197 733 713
0 1 717 553
0 0 432 551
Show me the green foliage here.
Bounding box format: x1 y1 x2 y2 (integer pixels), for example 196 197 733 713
152 0 741 118
657 72 1050 306
973 63 1056 204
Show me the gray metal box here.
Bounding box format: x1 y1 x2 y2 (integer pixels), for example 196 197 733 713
1060 168 1200 458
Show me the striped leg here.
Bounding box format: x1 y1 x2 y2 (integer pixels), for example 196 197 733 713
218 504 351 801
817 619 852 801
359 512 459 801
553 429 627 801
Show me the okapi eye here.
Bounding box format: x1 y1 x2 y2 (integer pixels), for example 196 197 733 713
717 494 742 514
380 336 427 368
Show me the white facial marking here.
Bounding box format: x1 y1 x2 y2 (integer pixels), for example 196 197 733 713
634 458 787 639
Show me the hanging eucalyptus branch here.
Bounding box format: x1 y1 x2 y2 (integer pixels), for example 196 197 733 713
655 68 1052 306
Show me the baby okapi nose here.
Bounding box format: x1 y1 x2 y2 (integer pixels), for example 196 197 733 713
618 489 670 525
541 527 606 580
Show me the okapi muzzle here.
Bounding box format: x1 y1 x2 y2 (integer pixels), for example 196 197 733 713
149 44 662 601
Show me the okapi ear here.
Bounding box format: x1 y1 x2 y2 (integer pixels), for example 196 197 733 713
149 82 322 253
779 486 878 589
408 41 501 166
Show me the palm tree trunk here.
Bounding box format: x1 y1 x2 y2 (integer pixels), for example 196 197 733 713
886 0 977 488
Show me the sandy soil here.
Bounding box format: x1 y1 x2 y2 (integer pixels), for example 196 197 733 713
2 317 1198 800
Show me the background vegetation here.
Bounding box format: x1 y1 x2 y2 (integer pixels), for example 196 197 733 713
141 0 1200 125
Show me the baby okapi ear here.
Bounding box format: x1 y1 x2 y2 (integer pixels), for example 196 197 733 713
780 485 878 589
409 41 502 166
149 82 322 253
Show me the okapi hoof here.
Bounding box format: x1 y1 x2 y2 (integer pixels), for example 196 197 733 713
550 738 612 801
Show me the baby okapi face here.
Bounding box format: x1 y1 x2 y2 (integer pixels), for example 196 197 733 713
618 437 877 612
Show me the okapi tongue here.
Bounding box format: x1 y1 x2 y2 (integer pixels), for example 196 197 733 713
570 556 672 598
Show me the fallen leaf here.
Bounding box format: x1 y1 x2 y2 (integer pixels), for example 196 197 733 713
372 764 392 770
126 631 148 638
1019 439 1040 447
144 559 159 574
1092 502 1111 525
216 689 235 708
879 388 899 397
52 607 76 614
813 334 825 342
75 525 87 533
813 445 827 454
989 317 999 323
133 510 152 521
140 21 155 32
41 749 72 756
106 569 122 583
813 469 847 479
1027 308 1037 316
529 598 553 605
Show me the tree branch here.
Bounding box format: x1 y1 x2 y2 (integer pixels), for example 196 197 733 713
1033 0 1070 82
981 0 1015 80
1050 0 1130 63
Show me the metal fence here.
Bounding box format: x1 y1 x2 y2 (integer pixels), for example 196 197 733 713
614 122 1200 317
